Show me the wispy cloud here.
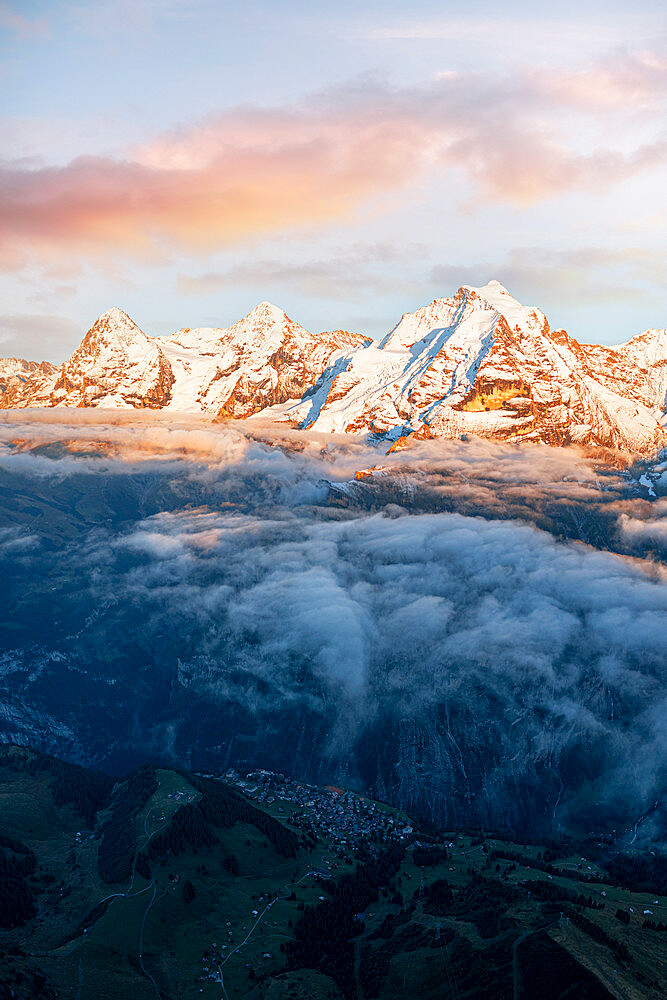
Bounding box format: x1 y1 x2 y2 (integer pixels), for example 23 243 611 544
175 243 667 327
0 2 48 37
527 47 667 110
0 99 437 269
430 246 667 319
177 245 420 302
360 14 639 54
2 45 666 270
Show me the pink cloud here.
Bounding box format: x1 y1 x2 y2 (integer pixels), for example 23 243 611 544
0 2 48 37
1 49 666 269
0 106 433 270
527 47 667 110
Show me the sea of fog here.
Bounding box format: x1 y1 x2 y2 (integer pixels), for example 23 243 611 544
0 411 665 843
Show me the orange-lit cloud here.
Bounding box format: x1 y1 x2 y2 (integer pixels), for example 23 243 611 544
527 48 667 110
2 49 666 270
0 106 432 270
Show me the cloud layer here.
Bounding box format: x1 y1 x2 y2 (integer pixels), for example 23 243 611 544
2 44 666 269
0 415 665 840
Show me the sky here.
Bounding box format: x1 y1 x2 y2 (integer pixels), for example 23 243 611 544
1 0 667 361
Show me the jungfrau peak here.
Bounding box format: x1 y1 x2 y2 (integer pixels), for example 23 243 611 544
285 281 667 454
2 283 665 455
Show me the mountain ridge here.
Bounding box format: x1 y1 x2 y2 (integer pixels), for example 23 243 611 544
2 282 666 454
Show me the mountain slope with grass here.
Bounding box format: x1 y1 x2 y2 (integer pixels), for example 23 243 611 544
1 746 665 1000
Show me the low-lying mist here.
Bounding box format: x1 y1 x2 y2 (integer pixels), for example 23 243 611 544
0 411 665 843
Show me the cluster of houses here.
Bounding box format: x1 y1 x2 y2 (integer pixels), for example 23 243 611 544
191 770 420 988
227 769 414 855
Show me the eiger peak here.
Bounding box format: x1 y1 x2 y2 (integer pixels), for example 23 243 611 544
2 284 665 455
245 300 289 321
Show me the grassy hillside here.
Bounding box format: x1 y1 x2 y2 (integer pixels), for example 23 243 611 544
0 746 665 1000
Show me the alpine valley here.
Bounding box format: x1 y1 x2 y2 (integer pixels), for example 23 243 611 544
1 282 666 999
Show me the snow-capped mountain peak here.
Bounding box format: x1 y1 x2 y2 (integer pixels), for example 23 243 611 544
0 357 57 405
620 327 667 361
2 285 665 454
379 290 472 352
282 283 666 453
96 305 135 324
470 279 519 305
77 307 152 353
245 300 288 322
463 280 549 342
3 301 369 419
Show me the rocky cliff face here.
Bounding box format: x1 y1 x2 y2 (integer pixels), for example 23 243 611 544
6 308 175 409
287 282 667 454
3 283 666 454
0 358 57 405
5 302 369 419
158 301 370 417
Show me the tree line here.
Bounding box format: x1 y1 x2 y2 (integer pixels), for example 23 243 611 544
0 744 113 827
135 773 300 877
286 843 405 998
97 766 158 883
0 839 36 929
